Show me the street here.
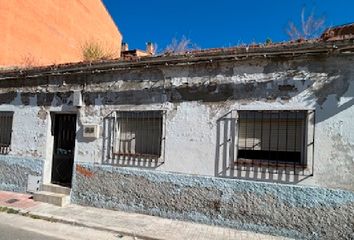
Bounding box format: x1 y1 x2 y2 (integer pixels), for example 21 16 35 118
0 212 133 240
0 223 62 240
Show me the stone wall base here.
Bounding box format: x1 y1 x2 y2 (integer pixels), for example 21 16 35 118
0 156 43 192
71 163 354 240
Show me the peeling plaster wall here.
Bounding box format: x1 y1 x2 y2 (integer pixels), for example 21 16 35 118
0 97 47 192
0 93 78 190
70 54 354 191
72 163 354 240
0 54 354 193
2 95 47 159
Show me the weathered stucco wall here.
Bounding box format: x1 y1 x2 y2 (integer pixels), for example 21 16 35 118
0 53 353 192
74 54 354 191
72 163 354 240
0 155 43 192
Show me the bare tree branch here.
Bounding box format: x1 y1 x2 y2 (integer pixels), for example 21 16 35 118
163 36 199 54
286 7 326 40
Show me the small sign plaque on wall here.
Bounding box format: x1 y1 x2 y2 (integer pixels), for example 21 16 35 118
83 125 99 138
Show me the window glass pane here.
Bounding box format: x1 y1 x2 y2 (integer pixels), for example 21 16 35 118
238 110 306 163
114 111 163 158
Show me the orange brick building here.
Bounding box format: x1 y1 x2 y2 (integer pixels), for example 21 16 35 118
0 0 122 67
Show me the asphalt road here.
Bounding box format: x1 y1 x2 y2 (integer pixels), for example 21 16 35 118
0 212 132 240
0 222 62 240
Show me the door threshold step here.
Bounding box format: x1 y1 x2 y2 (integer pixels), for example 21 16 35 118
33 191 70 207
41 183 71 195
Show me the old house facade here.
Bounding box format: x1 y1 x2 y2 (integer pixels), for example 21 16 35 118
0 32 354 238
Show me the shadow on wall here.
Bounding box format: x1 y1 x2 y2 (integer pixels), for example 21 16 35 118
303 62 354 124
78 60 354 124
70 57 354 177
213 57 354 183
2 57 353 126
100 112 163 169
214 111 314 184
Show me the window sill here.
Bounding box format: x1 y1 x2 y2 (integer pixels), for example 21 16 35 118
111 152 164 164
235 158 307 170
104 152 164 168
113 152 160 159
0 145 11 155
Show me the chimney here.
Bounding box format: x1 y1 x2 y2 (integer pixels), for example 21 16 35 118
146 42 155 55
121 42 129 52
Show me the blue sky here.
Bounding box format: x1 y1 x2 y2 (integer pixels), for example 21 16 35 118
103 0 354 51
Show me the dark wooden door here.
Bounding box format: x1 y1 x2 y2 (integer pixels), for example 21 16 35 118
51 114 77 187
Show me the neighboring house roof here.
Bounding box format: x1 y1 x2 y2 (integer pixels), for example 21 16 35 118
321 22 354 41
0 0 122 67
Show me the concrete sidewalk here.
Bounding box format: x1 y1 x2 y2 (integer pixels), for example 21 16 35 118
0 191 290 240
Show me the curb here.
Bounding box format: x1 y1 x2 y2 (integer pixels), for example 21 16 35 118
0 205 162 240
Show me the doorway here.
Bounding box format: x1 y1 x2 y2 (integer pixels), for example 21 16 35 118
51 114 77 187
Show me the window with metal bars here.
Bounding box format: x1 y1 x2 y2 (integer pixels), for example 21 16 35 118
113 111 163 160
0 112 14 154
236 110 307 168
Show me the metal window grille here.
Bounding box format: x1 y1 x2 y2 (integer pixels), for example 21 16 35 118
0 112 14 154
112 111 163 160
236 110 309 172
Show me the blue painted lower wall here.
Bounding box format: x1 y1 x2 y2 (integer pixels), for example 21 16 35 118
0 155 44 192
71 163 354 240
